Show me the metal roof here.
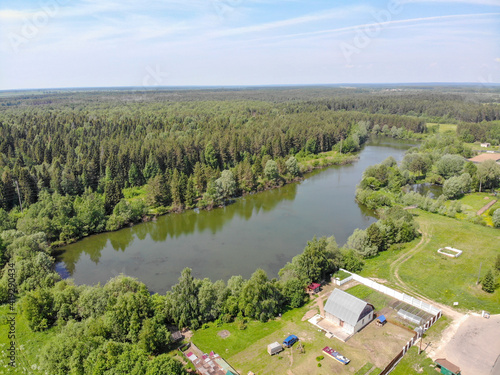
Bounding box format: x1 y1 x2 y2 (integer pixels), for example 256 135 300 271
268 342 281 350
324 289 370 326
468 153 500 163
436 358 461 374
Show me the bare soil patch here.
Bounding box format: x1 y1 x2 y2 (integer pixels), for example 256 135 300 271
218 330 231 339
301 309 318 321
430 314 500 375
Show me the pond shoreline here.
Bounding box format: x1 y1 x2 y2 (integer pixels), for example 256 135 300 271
56 137 416 292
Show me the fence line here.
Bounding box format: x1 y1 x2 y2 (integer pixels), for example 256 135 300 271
379 311 442 375
339 269 441 315
334 275 353 286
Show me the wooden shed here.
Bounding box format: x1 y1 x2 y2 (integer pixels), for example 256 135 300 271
435 358 461 375
307 283 321 293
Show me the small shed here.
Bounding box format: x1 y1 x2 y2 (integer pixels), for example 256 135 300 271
171 331 183 341
376 315 387 326
267 342 283 355
481 142 491 147
307 283 321 293
435 358 461 375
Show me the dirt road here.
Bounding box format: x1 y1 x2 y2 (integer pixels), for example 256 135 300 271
431 314 500 375
384 224 500 374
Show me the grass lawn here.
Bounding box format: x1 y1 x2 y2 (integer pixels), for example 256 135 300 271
426 123 457 134
344 285 393 311
354 362 374 375
0 304 56 374
465 142 500 151
456 193 498 213
391 346 437 375
361 210 500 313
333 270 352 281
123 185 148 202
193 297 415 375
191 305 307 361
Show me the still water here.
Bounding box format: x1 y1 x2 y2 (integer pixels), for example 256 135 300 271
404 183 443 199
56 138 414 293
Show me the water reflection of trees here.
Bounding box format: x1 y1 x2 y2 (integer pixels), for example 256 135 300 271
58 182 298 272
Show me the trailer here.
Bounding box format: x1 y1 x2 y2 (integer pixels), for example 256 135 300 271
322 346 350 365
267 342 283 355
283 335 298 348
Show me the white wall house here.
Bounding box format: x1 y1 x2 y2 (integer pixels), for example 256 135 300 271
324 289 374 335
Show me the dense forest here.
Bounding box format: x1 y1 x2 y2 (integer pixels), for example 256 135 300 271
1 86 500 374
0 88 433 246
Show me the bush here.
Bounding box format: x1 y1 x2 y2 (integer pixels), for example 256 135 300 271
221 313 233 324
316 355 324 361
493 209 500 228
106 199 146 231
317 363 322 367
237 320 247 330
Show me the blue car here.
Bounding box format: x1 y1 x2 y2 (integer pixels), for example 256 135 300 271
283 335 298 348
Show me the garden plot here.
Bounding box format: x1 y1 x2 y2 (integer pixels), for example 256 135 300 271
437 247 462 258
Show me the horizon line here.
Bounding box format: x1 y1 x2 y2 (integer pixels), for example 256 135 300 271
2 82 500 93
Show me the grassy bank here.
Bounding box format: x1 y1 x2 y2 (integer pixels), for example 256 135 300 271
361 210 500 313
297 150 359 171
0 305 56 374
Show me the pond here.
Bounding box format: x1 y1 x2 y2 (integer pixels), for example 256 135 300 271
404 183 443 199
56 137 415 293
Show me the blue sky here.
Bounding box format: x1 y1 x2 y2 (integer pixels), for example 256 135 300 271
0 0 499 89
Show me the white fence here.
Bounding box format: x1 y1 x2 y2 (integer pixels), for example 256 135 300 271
437 247 462 258
339 269 441 316
334 275 353 286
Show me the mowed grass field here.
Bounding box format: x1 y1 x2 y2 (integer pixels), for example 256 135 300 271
0 305 56 374
362 210 500 313
192 295 419 375
426 123 457 134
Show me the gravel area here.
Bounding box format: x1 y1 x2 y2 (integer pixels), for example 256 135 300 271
431 314 500 375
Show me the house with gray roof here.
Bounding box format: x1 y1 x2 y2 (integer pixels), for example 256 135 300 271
324 288 374 335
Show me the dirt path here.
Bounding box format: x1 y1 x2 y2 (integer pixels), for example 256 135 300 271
389 225 463 321
477 199 497 215
383 223 500 374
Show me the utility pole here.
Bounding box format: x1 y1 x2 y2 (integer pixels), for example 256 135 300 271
477 262 482 285
14 180 23 213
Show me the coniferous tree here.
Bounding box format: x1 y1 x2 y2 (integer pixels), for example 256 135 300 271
18 168 38 206
104 179 123 215
482 270 496 293
128 163 143 187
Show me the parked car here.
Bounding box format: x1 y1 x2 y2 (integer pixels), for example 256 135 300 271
283 335 298 348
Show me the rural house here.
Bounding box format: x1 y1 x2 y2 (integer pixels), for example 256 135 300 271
468 153 500 164
324 289 374 335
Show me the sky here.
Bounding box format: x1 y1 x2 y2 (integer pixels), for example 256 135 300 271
0 0 499 90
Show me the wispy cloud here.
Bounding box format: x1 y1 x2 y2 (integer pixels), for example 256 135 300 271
208 5 372 38
235 12 500 44
0 0 498 89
